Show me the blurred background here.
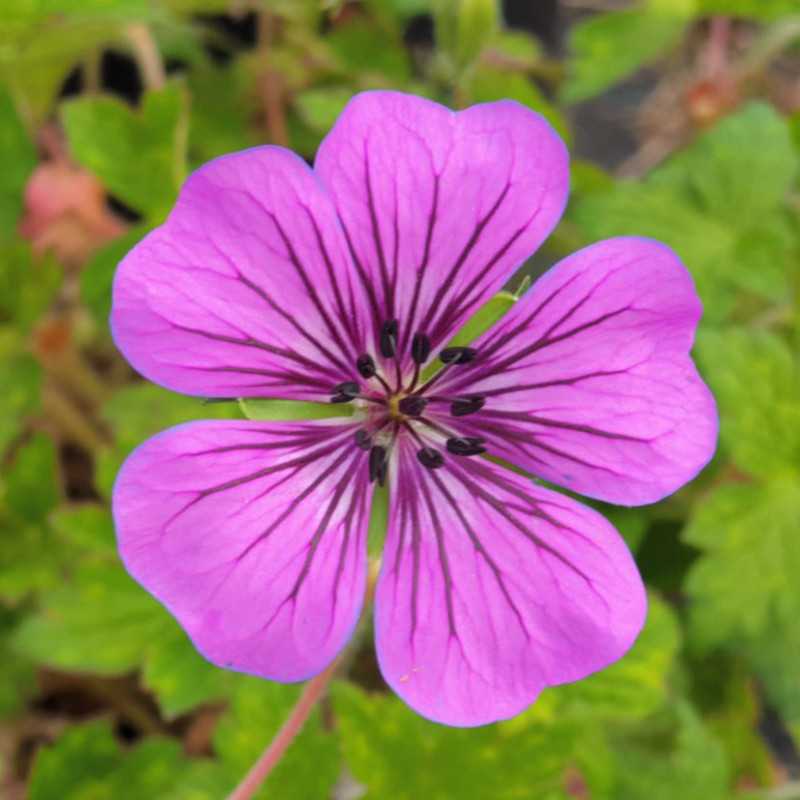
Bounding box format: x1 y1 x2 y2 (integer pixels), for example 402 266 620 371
1 0 799 798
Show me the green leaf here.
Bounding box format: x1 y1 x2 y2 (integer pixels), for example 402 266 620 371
600 506 649 553
418 291 517 384
29 719 189 800
365 0 431 20
696 329 799 478
574 104 800 317
141 626 231 718
0 241 63 330
698 660 776 787
13 562 170 673
697 0 800 20
0 520 67 602
0 329 40 453
367 483 388 558
563 5 690 104
0 502 113 605
433 0 499 74
96 383 239 497
335 682 575 799
613 703 730 800
5 432 59 522
651 103 797 226
570 159 614 196
29 720 120 800
0 18 120 121
730 216 800 303
81 226 150 326
327 19 411 84
238 397 351 421
0 87 37 243
187 61 256 164
12 559 230 716
295 87 354 133
0 607 36 715
62 84 187 221
49 503 116 555
684 478 800 649
9 497 229 717
485 30 541 67
446 290 516 348
747 617 800 726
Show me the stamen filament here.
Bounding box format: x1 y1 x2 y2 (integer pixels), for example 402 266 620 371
412 364 453 396
356 394 387 406
407 360 422 393
373 372 393 394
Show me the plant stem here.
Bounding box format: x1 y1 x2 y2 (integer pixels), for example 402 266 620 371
225 660 339 800
737 15 800 80
257 10 289 146
704 16 731 78
126 23 166 91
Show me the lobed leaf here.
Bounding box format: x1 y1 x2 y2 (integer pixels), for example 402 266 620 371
62 84 187 221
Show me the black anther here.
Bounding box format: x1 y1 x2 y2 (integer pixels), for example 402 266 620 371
380 319 399 358
356 354 377 378
398 395 428 417
334 381 359 397
450 395 486 417
440 346 477 365
411 332 431 365
446 437 486 456
330 380 359 403
369 445 388 485
354 430 372 450
417 447 444 469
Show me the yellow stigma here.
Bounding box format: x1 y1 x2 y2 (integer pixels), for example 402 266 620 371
388 394 403 420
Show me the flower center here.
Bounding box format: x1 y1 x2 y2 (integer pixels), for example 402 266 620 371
329 322 489 485
387 394 403 420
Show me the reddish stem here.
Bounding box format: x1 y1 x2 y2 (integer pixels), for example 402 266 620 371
704 16 731 78
225 660 338 800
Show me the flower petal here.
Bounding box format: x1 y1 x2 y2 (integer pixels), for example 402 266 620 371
375 438 645 727
437 237 718 505
111 147 369 400
112 419 372 681
315 91 568 369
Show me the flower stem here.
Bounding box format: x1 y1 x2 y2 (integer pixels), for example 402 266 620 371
256 10 289 146
126 23 166 91
225 660 339 800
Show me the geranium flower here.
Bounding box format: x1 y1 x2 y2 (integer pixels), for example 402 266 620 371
111 91 717 726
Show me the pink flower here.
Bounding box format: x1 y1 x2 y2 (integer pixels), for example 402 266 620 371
111 92 717 726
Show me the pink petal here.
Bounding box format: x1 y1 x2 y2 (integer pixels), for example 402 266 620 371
315 91 569 370
111 147 369 400
375 437 645 727
112 420 372 681
437 237 718 506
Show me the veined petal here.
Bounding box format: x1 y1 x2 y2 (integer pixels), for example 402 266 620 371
315 91 568 370
112 420 372 681
375 437 645 727
111 147 369 401
437 237 718 506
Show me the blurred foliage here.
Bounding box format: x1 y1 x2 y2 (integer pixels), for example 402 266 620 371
0 0 799 798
